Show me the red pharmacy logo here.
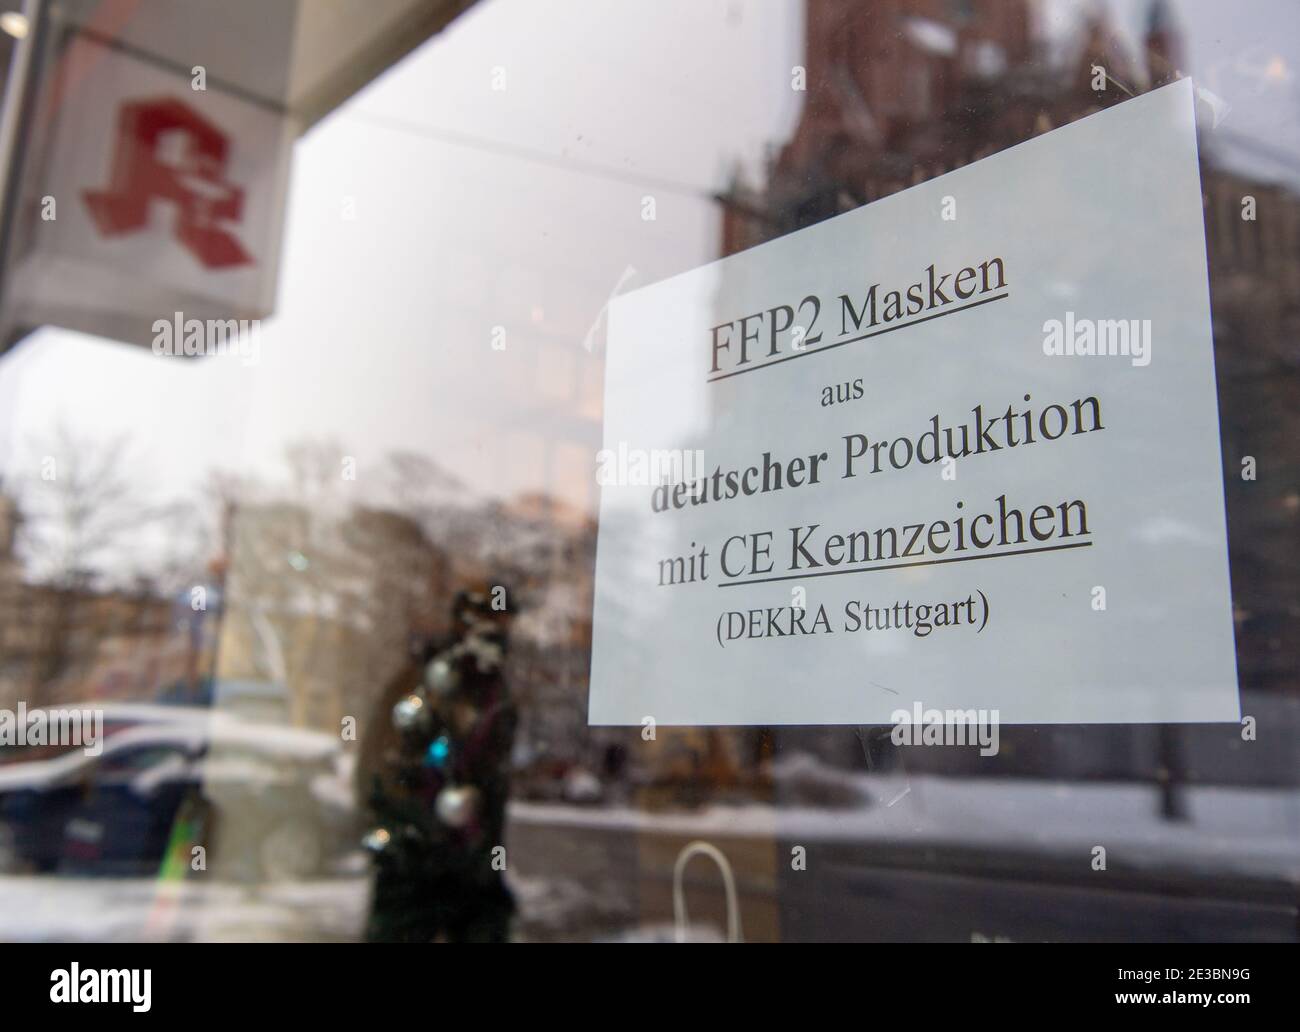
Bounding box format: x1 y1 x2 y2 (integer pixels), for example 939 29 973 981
83 96 253 269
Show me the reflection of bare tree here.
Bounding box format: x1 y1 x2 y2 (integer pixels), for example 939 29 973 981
16 424 177 688
216 442 457 731
383 450 465 517
199 469 249 567
285 439 345 504
19 424 170 588
209 438 598 776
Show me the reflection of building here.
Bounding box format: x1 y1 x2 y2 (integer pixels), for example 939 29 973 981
0 488 183 710
216 499 453 735
722 0 1151 256
712 0 1299 788
214 479 602 778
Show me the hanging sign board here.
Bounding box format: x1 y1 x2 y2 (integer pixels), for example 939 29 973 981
3 32 291 351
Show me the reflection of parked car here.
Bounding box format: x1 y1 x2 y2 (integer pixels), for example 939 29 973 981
0 703 218 768
0 711 357 880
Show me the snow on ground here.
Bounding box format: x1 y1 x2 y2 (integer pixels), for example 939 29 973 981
1 772 1294 941
0 874 370 942
509 773 1300 882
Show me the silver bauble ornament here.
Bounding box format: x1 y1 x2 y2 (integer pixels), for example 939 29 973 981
391 692 429 732
434 785 480 828
424 655 459 696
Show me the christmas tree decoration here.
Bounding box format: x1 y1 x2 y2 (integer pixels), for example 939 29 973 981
464 634 503 673
424 734 451 769
434 784 479 828
391 692 429 733
362 587 519 943
424 655 459 696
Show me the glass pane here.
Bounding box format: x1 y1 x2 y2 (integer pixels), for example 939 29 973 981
0 0 1294 944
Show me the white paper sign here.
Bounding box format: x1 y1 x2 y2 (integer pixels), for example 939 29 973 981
589 79 1239 726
